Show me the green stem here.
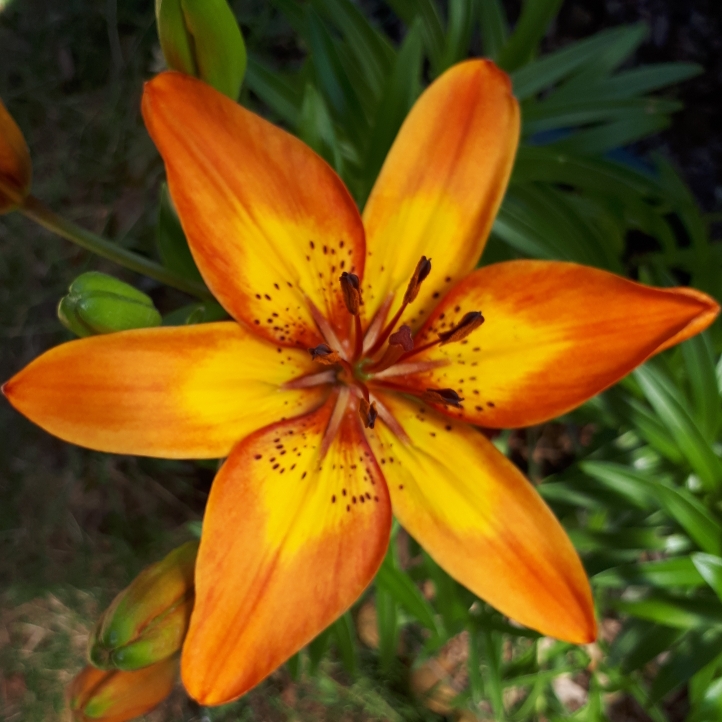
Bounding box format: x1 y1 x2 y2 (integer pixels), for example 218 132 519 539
19 195 213 300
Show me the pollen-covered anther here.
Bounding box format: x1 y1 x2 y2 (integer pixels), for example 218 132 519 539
359 399 378 429
404 256 432 305
340 272 362 315
438 311 484 345
308 343 340 365
423 388 464 408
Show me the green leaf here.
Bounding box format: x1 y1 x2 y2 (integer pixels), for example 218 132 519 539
547 114 671 155
311 0 395 98
693 554 722 603
478 0 508 60
298 82 343 174
306 8 369 149
634 365 722 492
650 629 722 703
511 24 646 100
610 619 684 673
614 592 722 629
522 97 681 137
593 557 705 589
244 56 302 127
358 20 423 207
375 558 439 633
331 612 357 675
497 0 564 72
156 184 203 282
681 334 720 441
375 586 399 673
308 626 331 673
579 462 657 509
440 0 476 71
385 0 445 75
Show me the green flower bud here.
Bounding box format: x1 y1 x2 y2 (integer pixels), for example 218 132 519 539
58 272 162 338
67 657 178 722
89 541 198 671
155 0 247 100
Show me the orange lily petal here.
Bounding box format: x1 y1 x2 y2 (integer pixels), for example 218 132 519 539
183 394 391 704
3 322 323 458
361 60 519 332
0 96 31 212
368 393 595 643
391 260 720 428
143 72 366 352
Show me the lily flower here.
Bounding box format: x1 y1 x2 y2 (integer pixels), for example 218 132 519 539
3 61 718 705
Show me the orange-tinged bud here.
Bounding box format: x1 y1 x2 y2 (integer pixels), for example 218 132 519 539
68 657 178 722
89 541 198 670
0 97 31 214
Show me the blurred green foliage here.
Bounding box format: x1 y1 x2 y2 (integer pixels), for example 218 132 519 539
1 0 721 721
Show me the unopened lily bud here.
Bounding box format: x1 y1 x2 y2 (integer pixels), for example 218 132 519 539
89 541 198 671
0 97 31 214
58 272 162 338
155 0 247 100
68 657 178 722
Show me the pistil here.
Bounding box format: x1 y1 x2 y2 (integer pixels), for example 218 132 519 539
365 256 432 357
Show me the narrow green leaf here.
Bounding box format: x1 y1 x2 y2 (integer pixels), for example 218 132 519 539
376 587 399 673
650 629 722 703
331 613 358 675
478 0 508 60
440 0 475 72
308 626 331 672
358 21 423 207
593 557 705 589
610 619 684 673
681 334 720 441
375 557 439 632
497 0 564 72
244 56 302 127
385 0 445 75
511 24 646 100
693 554 722 603
298 82 343 174
614 592 722 629
306 8 369 148
156 183 203 282
635 365 722 492
548 114 671 156
311 0 395 98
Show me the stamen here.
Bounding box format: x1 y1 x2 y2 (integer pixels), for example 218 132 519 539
423 388 464 408
366 256 432 357
438 311 484 345
321 387 350 458
404 256 432 304
359 399 378 429
283 369 337 389
309 344 340 365
340 272 362 315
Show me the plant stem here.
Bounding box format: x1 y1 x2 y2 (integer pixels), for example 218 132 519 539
18 195 213 300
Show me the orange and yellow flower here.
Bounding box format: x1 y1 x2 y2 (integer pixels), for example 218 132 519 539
3 61 719 705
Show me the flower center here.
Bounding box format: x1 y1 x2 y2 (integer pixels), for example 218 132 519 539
290 258 484 431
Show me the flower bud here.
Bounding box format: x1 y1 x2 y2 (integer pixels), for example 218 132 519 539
155 0 247 100
0 96 31 214
58 272 162 338
67 657 178 722
88 541 198 671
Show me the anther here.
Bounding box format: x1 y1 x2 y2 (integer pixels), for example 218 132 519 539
359 399 378 429
404 256 432 305
389 325 414 352
438 311 484 345
308 344 340 365
340 272 362 315
423 388 464 407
